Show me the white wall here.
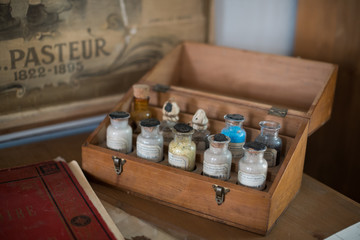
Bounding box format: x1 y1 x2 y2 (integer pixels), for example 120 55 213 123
214 0 298 56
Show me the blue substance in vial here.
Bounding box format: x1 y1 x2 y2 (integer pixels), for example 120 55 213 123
221 126 246 143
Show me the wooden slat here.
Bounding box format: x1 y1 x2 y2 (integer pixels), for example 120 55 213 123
82 144 271 234
81 41 337 234
307 66 338 135
82 87 302 234
0 94 123 135
139 42 336 137
179 42 335 117
267 122 309 230
294 0 360 203
93 174 360 240
1 133 360 239
147 86 304 138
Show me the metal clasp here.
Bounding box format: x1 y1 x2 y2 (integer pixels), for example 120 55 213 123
112 156 126 175
212 184 230 205
268 106 288 118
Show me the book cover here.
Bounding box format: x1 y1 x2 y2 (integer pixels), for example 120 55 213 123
0 160 122 239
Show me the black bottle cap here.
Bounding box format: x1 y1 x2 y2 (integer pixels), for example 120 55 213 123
214 134 228 142
109 111 130 119
140 118 160 127
225 114 245 121
174 123 193 133
243 141 266 151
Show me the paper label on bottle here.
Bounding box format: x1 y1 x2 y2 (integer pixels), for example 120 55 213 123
203 162 230 180
264 148 277 167
168 152 188 169
229 142 244 159
137 142 162 161
107 136 127 152
238 171 266 189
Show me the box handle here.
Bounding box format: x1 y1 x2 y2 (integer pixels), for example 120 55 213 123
112 156 126 175
212 184 230 205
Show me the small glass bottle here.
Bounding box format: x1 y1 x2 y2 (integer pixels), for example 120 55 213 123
159 99 180 144
106 111 132 153
203 134 232 180
238 142 268 190
136 118 163 162
221 114 246 160
168 123 196 171
254 121 282 167
191 109 210 151
130 84 152 133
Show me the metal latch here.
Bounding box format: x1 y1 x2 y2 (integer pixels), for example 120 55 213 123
212 184 230 205
152 84 170 93
268 106 288 118
112 156 126 175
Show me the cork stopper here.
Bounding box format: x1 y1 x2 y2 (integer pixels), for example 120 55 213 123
109 111 130 119
209 134 229 148
162 99 180 122
174 123 193 133
243 141 266 151
140 118 160 127
192 109 208 130
224 114 245 121
214 134 228 142
133 84 150 99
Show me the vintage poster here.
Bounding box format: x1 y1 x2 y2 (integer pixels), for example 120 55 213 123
0 0 209 130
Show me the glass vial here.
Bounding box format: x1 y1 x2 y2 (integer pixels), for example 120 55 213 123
106 111 132 153
238 142 268 190
221 114 246 159
136 118 163 162
168 123 196 171
254 121 282 167
203 134 232 180
130 84 152 133
159 99 180 144
192 109 210 151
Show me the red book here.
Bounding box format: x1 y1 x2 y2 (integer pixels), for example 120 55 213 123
0 160 122 239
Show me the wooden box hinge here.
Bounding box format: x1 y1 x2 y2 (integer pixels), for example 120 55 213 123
268 106 288 118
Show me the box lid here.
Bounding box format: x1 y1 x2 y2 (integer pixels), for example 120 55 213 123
143 42 338 135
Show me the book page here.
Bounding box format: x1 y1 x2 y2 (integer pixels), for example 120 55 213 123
67 160 124 240
325 222 360 240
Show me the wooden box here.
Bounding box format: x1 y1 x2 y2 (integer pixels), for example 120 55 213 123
82 42 337 234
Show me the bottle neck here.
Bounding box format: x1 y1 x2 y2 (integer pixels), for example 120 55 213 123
141 126 160 138
174 133 192 144
110 119 128 129
243 150 264 163
225 120 243 128
209 143 228 153
134 97 149 111
260 128 279 137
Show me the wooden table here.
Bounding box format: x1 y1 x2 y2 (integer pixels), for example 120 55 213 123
1 132 360 239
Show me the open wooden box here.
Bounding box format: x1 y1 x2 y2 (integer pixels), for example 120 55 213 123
82 42 337 234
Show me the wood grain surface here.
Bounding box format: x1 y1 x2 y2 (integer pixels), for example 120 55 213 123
294 0 360 203
0 132 359 239
81 42 337 234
